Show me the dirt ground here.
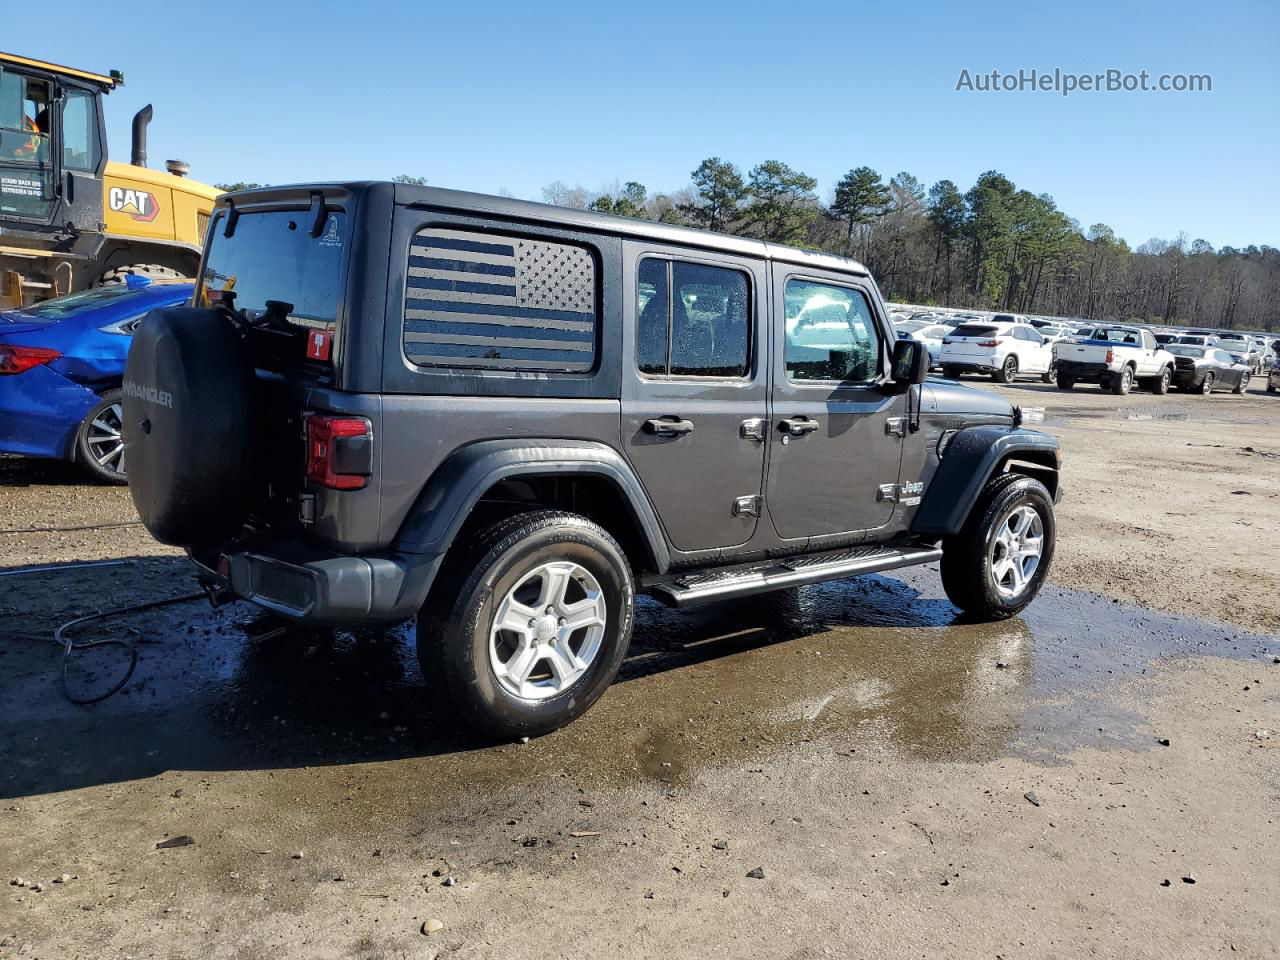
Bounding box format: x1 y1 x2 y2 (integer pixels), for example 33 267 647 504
1 379 1277 959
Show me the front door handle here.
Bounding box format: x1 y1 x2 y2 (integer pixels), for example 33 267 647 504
644 416 694 437
779 417 819 436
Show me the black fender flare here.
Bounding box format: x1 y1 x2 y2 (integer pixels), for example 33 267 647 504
393 439 670 571
911 426 1061 537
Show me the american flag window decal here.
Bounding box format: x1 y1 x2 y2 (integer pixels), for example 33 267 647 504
404 228 597 372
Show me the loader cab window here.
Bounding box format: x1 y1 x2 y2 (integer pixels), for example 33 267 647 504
0 72 51 163
61 89 101 172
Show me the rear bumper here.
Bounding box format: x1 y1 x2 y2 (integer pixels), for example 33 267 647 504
941 359 998 374
1171 368 1202 387
190 540 440 625
0 365 99 460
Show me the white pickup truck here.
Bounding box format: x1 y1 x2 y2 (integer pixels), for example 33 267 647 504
1054 326 1176 395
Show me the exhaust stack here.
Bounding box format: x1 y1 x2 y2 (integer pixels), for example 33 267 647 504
131 104 153 168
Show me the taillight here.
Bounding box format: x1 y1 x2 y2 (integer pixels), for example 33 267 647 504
977 339 1002 347
305 415 372 490
1105 348 1114 364
0 344 61 375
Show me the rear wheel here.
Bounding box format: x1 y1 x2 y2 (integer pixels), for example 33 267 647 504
942 365 964 380
941 473 1055 620
994 355 1018 384
1040 359 1057 384
1233 373 1250 394
1151 367 1172 395
1198 372 1215 395
1110 365 1134 395
417 510 635 739
75 390 127 485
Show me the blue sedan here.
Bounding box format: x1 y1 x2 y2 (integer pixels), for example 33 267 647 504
0 278 194 483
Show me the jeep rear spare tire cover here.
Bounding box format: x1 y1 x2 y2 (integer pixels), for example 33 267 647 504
123 307 256 545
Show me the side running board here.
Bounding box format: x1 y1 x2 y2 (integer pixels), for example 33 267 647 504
645 544 943 608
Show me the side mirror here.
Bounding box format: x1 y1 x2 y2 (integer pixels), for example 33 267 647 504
890 338 930 388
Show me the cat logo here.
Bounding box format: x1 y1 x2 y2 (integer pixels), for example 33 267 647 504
108 186 160 223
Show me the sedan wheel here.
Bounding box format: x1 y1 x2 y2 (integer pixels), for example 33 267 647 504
1199 372 1215 395
75 390 128 485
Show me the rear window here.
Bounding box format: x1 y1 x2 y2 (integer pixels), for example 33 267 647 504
199 209 347 329
10 284 143 319
992 314 1017 324
403 227 597 373
952 324 998 337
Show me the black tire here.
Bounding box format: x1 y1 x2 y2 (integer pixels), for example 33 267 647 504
1151 366 1171 395
93 264 190 286
1267 381 1276 393
1233 373 1249 395
994 355 1018 384
1040 359 1056 384
1055 374 1076 390
416 509 635 739
1198 372 1214 395
942 365 964 380
75 389 128 485
941 472 1056 620
1109 365 1134 395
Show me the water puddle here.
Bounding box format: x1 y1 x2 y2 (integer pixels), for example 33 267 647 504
1 557 1274 802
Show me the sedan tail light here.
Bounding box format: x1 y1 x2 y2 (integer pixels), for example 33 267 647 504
305 414 372 490
0 345 61 375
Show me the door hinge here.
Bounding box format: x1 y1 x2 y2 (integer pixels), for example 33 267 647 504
732 495 761 517
885 417 908 438
739 417 766 441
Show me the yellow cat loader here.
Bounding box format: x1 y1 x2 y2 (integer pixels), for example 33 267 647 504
0 51 220 308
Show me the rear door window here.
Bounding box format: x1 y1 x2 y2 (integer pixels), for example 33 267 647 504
637 258 750 378
404 227 597 373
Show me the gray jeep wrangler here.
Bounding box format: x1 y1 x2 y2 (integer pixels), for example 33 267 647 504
122 182 1062 737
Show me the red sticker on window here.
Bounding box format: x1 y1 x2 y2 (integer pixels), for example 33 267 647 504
306 330 332 361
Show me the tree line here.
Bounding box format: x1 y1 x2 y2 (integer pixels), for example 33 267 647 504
540 161 1279 332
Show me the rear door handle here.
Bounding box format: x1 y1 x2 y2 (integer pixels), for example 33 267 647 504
779 417 819 436
644 416 694 437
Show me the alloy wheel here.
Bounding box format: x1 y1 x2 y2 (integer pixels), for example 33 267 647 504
987 504 1044 599
488 560 607 700
85 402 126 478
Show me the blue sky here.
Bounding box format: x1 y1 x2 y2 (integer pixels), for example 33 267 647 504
11 0 1278 248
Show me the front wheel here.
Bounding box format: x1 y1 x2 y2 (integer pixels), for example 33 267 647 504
1233 373 1250 395
994 355 1018 384
941 473 1055 620
417 510 635 739
1151 367 1172 395
1055 374 1076 390
75 390 128 485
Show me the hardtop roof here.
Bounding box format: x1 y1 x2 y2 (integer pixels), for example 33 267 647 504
220 181 871 279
